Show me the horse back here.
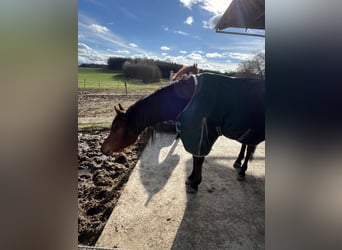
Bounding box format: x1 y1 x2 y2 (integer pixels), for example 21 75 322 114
176 73 264 156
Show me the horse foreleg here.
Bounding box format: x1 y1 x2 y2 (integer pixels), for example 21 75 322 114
185 156 204 193
237 145 256 181
233 144 247 168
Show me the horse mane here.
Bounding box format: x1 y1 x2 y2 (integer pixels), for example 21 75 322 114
172 64 199 81
124 91 162 136
124 77 196 134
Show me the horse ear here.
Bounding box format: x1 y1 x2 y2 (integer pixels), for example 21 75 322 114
118 103 125 111
114 105 126 119
114 105 123 115
114 105 120 114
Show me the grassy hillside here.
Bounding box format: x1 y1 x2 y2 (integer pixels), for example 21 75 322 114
78 67 169 90
78 68 123 82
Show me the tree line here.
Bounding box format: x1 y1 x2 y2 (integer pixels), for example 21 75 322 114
107 57 185 82
106 57 232 83
79 52 265 83
235 51 265 79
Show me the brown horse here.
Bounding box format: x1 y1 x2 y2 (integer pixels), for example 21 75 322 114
172 64 199 81
101 78 195 154
101 73 264 192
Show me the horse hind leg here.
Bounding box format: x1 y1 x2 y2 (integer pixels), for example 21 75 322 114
237 145 256 181
234 144 247 168
185 156 204 193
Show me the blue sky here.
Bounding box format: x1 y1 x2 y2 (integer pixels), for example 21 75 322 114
78 0 265 73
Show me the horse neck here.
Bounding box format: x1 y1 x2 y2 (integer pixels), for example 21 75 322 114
126 78 195 134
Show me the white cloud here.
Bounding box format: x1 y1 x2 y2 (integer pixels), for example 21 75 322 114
78 43 91 50
202 14 222 29
184 16 194 25
217 40 265 53
227 52 254 61
79 15 139 52
200 61 238 73
162 55 190 65
187 52 203 61
160 46 170 51
78 43 110 64
193 50 204 54
179 0 200 9
129 43 138 48
202 20 210 29
199 0 231 15
79 13 161 64
115 49 130 54
179 0 231 15
180 0 231 31
78 11 249 73
175 30 189 36
205 52 224 58
161 52 236 73
89 24 109 33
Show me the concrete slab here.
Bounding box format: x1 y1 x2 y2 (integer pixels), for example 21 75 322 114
96 132 265 250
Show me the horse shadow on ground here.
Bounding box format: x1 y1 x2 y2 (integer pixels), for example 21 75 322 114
138 132 264 208
171 155 265 250
137 132 265 249
138 132 180 205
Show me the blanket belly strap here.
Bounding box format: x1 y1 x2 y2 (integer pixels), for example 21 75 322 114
216 126 223 136
176 117 220 157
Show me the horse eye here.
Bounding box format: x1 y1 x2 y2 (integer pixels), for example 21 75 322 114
111 120 118 131
111 117 124 131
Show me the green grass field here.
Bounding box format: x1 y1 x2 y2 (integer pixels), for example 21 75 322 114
78 122 112 130
78 67 169 90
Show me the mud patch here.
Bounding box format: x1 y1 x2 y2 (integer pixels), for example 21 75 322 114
78 128 150 245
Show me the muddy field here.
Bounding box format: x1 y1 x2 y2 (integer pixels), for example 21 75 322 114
78 89 155 123
78 88 153 245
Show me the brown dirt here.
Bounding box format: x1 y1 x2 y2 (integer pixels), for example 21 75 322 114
78 89 153 120
78 88 153 246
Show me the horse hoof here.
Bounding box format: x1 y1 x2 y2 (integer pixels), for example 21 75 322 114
233 162 241 168
185 178 201 192
186 184 198 193
237 174 245 181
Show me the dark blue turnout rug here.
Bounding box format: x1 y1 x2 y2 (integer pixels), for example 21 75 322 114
176 73 265 157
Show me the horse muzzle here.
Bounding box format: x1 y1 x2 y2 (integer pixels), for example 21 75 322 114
101 143 113 156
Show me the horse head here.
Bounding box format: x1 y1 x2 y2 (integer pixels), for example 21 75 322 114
101 104 139 155
172 64 199 81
